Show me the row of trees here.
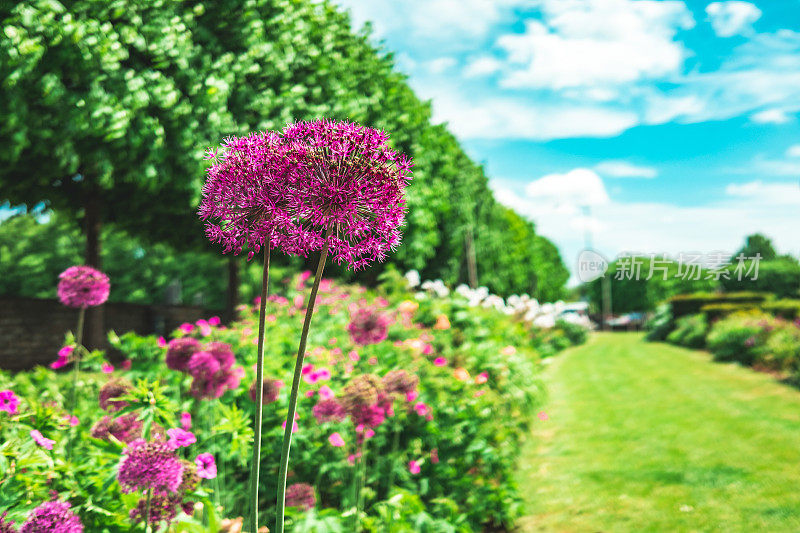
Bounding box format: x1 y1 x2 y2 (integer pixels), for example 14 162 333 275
0 0 569 317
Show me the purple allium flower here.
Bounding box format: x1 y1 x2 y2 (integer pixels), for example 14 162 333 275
30 430 55 450
167 428 196 448
350 403 385 429
382 370 419 397
340 374 383 417
280 119 413 270
129 493 181 527
249 377 284 404
0 390 19 415
57 266 110 308
195 453 217 479
199 132 307 259
205 342 235 370
312 398 346 424
118 439 184 494
186 350 242 400
98 378 132 412
91 413 142 444
19 500 82 533
284 483 316 511
165 337 202 372
348 307 392 345
0 512 16 533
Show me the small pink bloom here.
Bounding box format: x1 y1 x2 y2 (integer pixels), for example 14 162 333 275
67 415 79 426
347 453 360 465
433 357 447 367
50 355 68 370
302 364 314 376
430 448 439 464
120 359 132 370
208 316 221 326
30 430 55 450
293 295 305 308
179 323 194 334
474 390 486 398
180 412 192 430
282 420 299 433
422 344 434 355
376 297 389 307
304 372 320 385
425 414 433 421
364 428 375 439
300 270 312 283
318 385 334 400
344 363 354 375
305 390 316 398
348 350 360 362
331 347 342 356
501 346 516 356
368 357 378 366
266 314 277 322
0 390 20 415
414 402 429 416
242 327 253 337
314 368 331 381
328 432 345 447
167 428 197 448
195 453 217 479
253 296 262 306
408 460 421 475
101 362 114 374
58 345 75 358
475 372 489 384
538 411 549 421
328 337 337 345
406 390 418 402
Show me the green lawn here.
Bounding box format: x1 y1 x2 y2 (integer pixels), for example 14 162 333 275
517 332 800 532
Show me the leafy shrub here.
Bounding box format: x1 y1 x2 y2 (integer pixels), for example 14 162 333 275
670 292 771 319
763 300 800 320
761 323 800 372
553 319 589 346
706 312 775 365
666 314 708 349
645 304 674 341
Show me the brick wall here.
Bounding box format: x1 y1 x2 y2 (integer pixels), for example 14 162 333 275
0 297 213 371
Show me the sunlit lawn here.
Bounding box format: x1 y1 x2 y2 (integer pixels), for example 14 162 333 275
517 332 800 532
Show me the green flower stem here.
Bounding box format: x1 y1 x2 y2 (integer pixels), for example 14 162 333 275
355 438 368 533
144 488 152 533
68 306 86 413
275 234 331 533
249 246 271 533
385 423 400 495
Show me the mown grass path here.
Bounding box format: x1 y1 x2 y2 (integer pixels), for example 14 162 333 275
517 332 800 532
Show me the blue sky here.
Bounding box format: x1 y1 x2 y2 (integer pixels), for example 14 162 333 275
335 0 800 281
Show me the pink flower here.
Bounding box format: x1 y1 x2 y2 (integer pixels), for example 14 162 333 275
313 368 331 382
474 390 486 398
433 357 447 367
157 337 168 348
363 428 375 439
120 359 132 370
430 448 439 464
282 420 299 433
408 460 421 475
57 265 110 308
305 390 316 398
413 402 430 417
167 428 196 448
195 453 217 479
266 314 277 322
178 323 194 334
368 357 378 365
180 412 192 430
347 453 360 465
101 363 114 374
422 344 434 355
64 415 79 426
59 345 75 358
348 350 360 362
208 316 221 326
318 385 335 400
538 411 549 421
196 319 212 337
304 372 319 385
328 432 345 447
293 295 305 309
51 345 74 369
475 372 489 384
405 390 419 402
348 307 392 345
328 337 337 345
31 430 55 450
302 364 314 376
0 390 20 415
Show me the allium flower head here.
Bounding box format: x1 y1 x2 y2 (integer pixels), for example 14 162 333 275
382 370 419 397
348 307 392 345
57 266 110 308
340 374 383 416
249 377 283 404
19 500 83 533
186 350 242 400
199 132 306 259
0 390 19 415
91 413 142 444
312 398 346 423
98 378 132 412
284 483 316 511
165 337 202 372
280 119 413 270
129 493 181 527
118 439 184 494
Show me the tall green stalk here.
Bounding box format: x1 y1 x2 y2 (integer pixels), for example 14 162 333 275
249 247 271 533
275 233 331 533
68 306 86 413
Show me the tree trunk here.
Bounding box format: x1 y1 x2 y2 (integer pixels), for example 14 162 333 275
465 225 478 289
84 189 105 350
225 257 240 324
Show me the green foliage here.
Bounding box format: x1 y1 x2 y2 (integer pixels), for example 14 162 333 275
670 291 771 318
736 233 778 261
706 312 775 365
721 258 800 298
665 314 708 349
645 303 674 341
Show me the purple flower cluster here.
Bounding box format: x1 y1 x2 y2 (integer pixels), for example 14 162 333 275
312 398 346 423
165 339 242 400
284 483 316 511
199 120 413 270
117 439 184 494
348 307 392 345
91 413 143 444
57 266 110 308
165 337 202 371
382 369 419 397
98 378 132 412
249 377 284 404
19 500 83 533
0 512 15 533
129 459 200 527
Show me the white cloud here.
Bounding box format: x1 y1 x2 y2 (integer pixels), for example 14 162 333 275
425 57 457 74
496 0 694 89
786 145 800 158
595 160 658 178
725 180 800 204
750 108 792 124
524 168 609 206
464 56 504 77
706 1 762 37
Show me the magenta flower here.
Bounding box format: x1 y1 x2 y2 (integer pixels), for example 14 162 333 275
284 483 316 511
433 357 447 367
413 402 430 417
475 372 489 384
208 316 221 326
118 439 184 493
328 432 345 447
167 428 197 448
408 460 421 475
199 131 307 259
57 266 110 308
195 453 217 479
318 385 334 400
101 362 114 374
166 337 202 372
178 323 194 334
312 398 346 423
20 500 83 532
51 345 74 369
157 336 168 348
186 348 242 400
0 512 16 533
348 307 392 345
249 377 284 404
0 390 19 415
30 430 55 450
280 120 413 270
180 412 192 431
